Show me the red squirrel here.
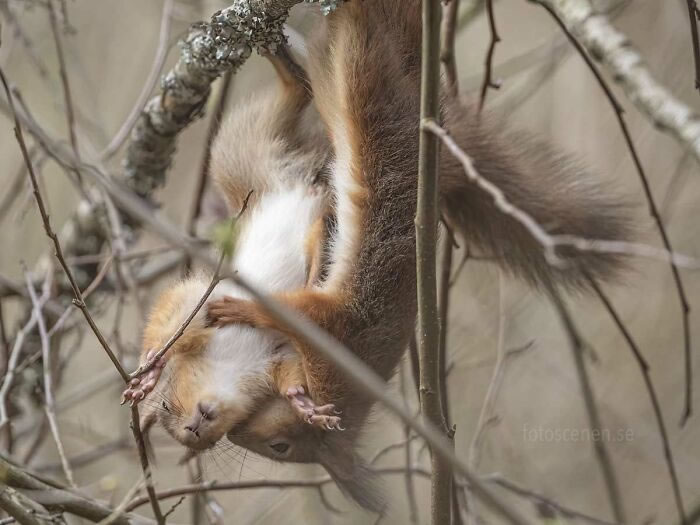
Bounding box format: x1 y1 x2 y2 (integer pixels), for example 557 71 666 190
127 0 631 511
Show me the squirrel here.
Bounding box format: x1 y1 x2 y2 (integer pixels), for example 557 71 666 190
125 0 632 512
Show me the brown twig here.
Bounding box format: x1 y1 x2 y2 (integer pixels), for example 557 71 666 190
24 269 76 489
478 0 501 111
440 0 461 97
0 65 129 384
687 0 700 91
546 286 626 523
48 0 81 185
184 70 234 272
417 0 452 522
130 407 164 524
482 473 617 525
99 0 175 160
588 276 686 523
531 0 693 427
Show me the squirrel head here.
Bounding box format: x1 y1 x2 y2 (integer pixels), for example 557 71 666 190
226 396 385 513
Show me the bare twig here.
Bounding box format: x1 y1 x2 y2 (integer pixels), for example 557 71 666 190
440 0 461 97
0 65 129 383
24 270 76 489
531 0 693 427
483 473 618 525
588 276 686 523
686 0 700 91
184 70 234 271
99 0 175 160
130 407 164 524
479 0 501 111
399 363 419 525
48 0 80 178
417 0 452 523
547 287 626 523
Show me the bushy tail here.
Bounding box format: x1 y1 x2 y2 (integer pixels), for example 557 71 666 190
440 100 633 289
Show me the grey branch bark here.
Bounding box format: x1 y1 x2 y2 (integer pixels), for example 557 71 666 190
534 0 700 166
124 0 335 198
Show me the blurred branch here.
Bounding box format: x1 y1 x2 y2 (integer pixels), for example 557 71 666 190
531 0 694 429
440 0 461 97
588 275 686 523
529 0 700 167
685 0 700 91
0 456 154 525
479 0 500 111
546 287 626 523
99 0 175 161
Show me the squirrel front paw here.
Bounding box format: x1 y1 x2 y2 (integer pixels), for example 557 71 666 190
206 297 256 328
120 350 167 406
286 385 344 431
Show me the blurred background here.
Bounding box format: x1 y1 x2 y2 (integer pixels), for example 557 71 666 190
0 0 698 523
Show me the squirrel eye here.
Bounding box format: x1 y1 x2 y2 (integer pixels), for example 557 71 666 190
162 401 170 413
269 441 290 455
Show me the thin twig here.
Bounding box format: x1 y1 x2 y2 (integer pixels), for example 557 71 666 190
99 0 175 160
0 65 129 383
531 0 693 427
184 70 234 272
588 276 686 523
478 0 501 111
130 407 164 524
24 269 76 489
440 0 462 97
48 0 81 184
687 0 700 91
483 473 618 525
399 363 419 525
547 286 626 523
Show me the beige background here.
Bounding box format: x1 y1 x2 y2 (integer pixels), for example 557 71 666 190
1 0 699 523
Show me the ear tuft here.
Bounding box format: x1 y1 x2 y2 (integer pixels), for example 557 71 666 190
320 445 386 514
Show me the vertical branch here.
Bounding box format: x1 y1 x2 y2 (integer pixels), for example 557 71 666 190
588 276 686 524
440 0 462 97
184 71 234 272
130 406 165 524
48 0 81 172
417 0 450 523
399 363 419 525
547 287 626 524
686 0 700 90
24 269 76 489
478 0 500 111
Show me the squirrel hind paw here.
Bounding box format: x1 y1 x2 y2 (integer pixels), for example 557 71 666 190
286 387 344 431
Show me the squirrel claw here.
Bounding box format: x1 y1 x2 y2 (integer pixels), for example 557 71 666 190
285 385 344 431
120 350 168 407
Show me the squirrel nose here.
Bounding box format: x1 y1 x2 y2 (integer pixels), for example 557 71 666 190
184 424 200 437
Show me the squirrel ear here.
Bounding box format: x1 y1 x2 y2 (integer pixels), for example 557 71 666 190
319 444 386 514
